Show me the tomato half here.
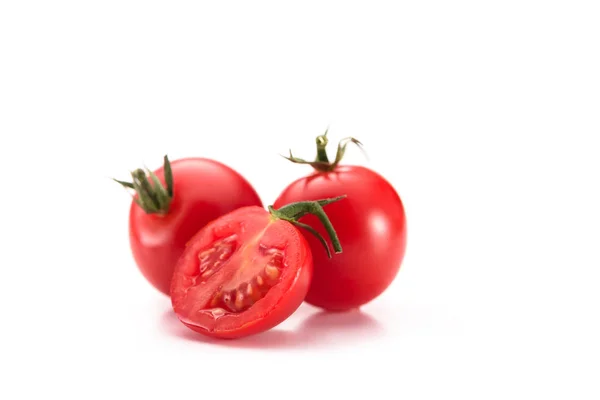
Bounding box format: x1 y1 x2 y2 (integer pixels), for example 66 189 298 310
118 157 262 295
274 134 407 310
170 206 313 339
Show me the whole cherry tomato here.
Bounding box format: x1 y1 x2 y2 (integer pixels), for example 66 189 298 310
170 197 344 339
116 156 262 296
274 132 407 310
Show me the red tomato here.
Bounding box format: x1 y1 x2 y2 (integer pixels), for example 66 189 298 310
117 157 262 296
274 134 407 310
170 197 343 339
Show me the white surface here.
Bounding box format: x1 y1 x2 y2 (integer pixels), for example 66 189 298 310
1 1 599 399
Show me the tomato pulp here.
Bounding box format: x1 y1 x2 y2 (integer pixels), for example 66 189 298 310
120 157 262 295
170 207 313 339
275 135 407 310
170 197 345 339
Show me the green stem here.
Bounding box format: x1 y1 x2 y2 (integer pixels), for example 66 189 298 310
268 195 346 258
282 129 365 172
315 130 330 163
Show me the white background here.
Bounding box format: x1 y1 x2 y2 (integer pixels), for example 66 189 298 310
1 1 599 399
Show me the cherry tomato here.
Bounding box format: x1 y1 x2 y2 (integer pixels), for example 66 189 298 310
170 198 343 339
274 134 407 311
116 156 262 296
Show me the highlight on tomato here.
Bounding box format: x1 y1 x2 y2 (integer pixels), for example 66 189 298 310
115 156 262 296
274 131 407 311
170 197 345 339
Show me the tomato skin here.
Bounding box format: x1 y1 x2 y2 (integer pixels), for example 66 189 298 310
128 158 262 296
274 165 407 311
170 206 313 339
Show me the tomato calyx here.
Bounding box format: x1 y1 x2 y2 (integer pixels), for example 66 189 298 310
114 155 174 214
282 129 366 172
269 196 346 258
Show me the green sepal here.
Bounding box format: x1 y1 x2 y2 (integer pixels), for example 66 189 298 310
163 155 174 197
282 129 366 172
114 155 174 215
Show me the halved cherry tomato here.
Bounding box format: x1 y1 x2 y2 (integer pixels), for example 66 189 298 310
116 156 262 296
170 198 344 339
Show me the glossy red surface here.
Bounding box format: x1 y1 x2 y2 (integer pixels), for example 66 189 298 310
129 158 262 295
274 165 407 310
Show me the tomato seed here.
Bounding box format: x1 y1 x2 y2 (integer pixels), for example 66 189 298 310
234 292 244 310
265 265 280 280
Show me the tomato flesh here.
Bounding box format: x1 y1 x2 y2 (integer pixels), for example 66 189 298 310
170 206 312 339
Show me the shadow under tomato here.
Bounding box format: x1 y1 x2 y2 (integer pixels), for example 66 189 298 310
160 306 385 349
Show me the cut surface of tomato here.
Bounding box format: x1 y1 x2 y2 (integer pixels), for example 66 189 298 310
170 207 313 339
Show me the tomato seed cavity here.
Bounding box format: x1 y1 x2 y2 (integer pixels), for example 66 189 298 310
206 245 286 314
197 235 238 282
